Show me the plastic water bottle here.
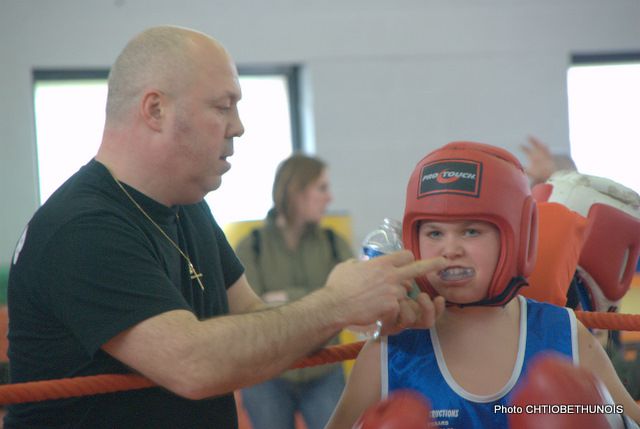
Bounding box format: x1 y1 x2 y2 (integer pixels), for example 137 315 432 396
361 218 403 260
361 218 403 339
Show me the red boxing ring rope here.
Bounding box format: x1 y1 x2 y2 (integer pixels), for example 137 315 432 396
0 310 639 405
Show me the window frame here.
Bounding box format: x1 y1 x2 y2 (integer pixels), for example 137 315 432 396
32 66 304 226
566 51 640 194
33 65 302 150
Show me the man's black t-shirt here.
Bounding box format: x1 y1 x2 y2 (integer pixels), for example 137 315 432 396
6 159 244 428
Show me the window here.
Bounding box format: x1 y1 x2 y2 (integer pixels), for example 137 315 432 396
567 53 640 194
33 67 301 227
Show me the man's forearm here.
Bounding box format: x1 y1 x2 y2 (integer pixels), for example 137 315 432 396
105 253 444 400
176 287 344 398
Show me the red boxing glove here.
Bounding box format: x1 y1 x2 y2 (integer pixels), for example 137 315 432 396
353 389 433 429
509 352 622 429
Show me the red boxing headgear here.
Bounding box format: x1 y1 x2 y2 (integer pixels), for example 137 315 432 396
403 141 538 306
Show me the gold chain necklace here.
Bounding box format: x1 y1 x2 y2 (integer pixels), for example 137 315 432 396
107 170 205 291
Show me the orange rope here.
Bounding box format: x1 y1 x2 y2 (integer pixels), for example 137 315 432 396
0 374 154 405
290 341 364 369
575 310 640 331
0 343 366 405
2 310 640 405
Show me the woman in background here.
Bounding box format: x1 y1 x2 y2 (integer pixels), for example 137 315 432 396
236 154 353 429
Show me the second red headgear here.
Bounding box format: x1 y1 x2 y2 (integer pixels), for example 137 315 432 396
402 141 538 306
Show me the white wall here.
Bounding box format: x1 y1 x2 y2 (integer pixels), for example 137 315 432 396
1 0 639 263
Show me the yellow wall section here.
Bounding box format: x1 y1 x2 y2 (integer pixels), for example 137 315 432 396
223 212 353 250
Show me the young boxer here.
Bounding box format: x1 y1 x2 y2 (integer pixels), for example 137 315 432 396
326 142 640 429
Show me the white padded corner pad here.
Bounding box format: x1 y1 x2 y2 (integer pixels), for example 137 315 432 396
547 171 640 218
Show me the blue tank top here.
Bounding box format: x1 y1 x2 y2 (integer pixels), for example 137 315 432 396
383 296 578 429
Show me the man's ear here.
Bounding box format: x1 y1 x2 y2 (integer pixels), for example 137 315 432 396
140 90 165 131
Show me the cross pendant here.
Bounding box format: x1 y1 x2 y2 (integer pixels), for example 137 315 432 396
189 264 205 291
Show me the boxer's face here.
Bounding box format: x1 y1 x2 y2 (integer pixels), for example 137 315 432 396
418 220 500 304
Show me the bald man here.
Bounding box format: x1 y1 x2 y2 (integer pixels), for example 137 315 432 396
5 26 445 428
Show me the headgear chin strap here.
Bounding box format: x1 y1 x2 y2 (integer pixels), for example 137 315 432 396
403 141 538 307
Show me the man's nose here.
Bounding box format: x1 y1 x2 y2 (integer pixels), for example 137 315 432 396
228 107 244 138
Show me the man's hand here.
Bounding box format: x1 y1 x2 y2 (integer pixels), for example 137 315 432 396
522 135 556 185
324 251 447 331
382 293 445 336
